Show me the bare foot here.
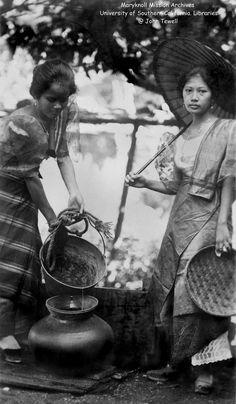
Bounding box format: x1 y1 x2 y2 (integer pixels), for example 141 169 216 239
194 372 214 394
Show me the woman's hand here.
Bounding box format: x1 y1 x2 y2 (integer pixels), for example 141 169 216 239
215 222 232 255
125 172 147 188
215 177 234 256
48 218 60 232
68 191 85 212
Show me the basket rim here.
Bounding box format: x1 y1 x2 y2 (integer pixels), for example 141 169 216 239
186 244 236 268
186 244 236 317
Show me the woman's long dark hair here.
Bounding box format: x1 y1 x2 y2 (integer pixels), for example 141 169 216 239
30 58 77 99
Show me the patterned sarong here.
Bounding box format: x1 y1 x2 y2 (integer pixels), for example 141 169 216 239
0 171 42 337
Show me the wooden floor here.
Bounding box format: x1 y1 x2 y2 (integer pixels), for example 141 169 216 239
0 355 235 404
0 346 117 395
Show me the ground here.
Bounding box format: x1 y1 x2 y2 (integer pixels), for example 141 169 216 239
0 361 235 404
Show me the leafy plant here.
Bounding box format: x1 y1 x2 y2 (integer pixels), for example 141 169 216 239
1 0 235 93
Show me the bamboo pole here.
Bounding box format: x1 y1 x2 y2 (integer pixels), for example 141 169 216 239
134 124 189 175
112 123 139 247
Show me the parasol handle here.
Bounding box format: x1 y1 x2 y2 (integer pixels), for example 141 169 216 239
134 124 190 175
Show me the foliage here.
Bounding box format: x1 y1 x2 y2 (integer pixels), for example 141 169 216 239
99 236 158 290
0 0 235 93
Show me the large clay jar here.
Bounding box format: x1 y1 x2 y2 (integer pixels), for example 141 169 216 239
28 295 114 376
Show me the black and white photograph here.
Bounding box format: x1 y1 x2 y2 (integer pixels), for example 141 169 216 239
0 0 235 402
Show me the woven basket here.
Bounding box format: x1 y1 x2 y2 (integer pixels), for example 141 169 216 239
186 245 236 317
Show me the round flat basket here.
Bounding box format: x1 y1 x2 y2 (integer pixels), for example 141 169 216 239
186 246 236 317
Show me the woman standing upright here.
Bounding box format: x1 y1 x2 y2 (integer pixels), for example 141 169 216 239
0 59 84 363
126 38 236 394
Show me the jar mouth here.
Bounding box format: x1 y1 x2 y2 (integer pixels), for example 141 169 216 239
46 295 98 315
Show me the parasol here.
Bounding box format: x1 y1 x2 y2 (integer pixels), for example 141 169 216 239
131 38 236 175
153 37 236 126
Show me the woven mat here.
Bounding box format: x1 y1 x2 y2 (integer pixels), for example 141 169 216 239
186 246 236 316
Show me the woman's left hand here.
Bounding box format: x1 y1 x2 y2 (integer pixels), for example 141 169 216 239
68 191 85 213
215 222 232 255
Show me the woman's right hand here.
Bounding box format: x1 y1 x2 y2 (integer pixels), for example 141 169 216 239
48 217 60 232
125 172 147 188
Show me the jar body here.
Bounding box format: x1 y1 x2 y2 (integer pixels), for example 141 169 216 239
28 296 114 375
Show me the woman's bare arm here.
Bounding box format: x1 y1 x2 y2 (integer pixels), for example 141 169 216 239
25 177 56 225
216 176 235 252
125 173 176 195
57 155 84 211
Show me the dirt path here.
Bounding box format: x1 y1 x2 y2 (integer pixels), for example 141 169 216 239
1 362 235 404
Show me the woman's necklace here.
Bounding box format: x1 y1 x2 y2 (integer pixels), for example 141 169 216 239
183 117 216 140
34 105 57 157
34 107 56 135
38 119 49 135
181 117 216 162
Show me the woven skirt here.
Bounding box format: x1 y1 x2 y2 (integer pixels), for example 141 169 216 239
161 224 230 367
0 172 42 338
149 181 231 367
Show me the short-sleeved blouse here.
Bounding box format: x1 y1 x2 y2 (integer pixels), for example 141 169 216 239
0 98 79 178
156 119 236 196
174 134 205 177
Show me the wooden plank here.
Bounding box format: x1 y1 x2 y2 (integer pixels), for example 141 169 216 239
0 350 116 395
79 111 177 126
0 374 91 395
